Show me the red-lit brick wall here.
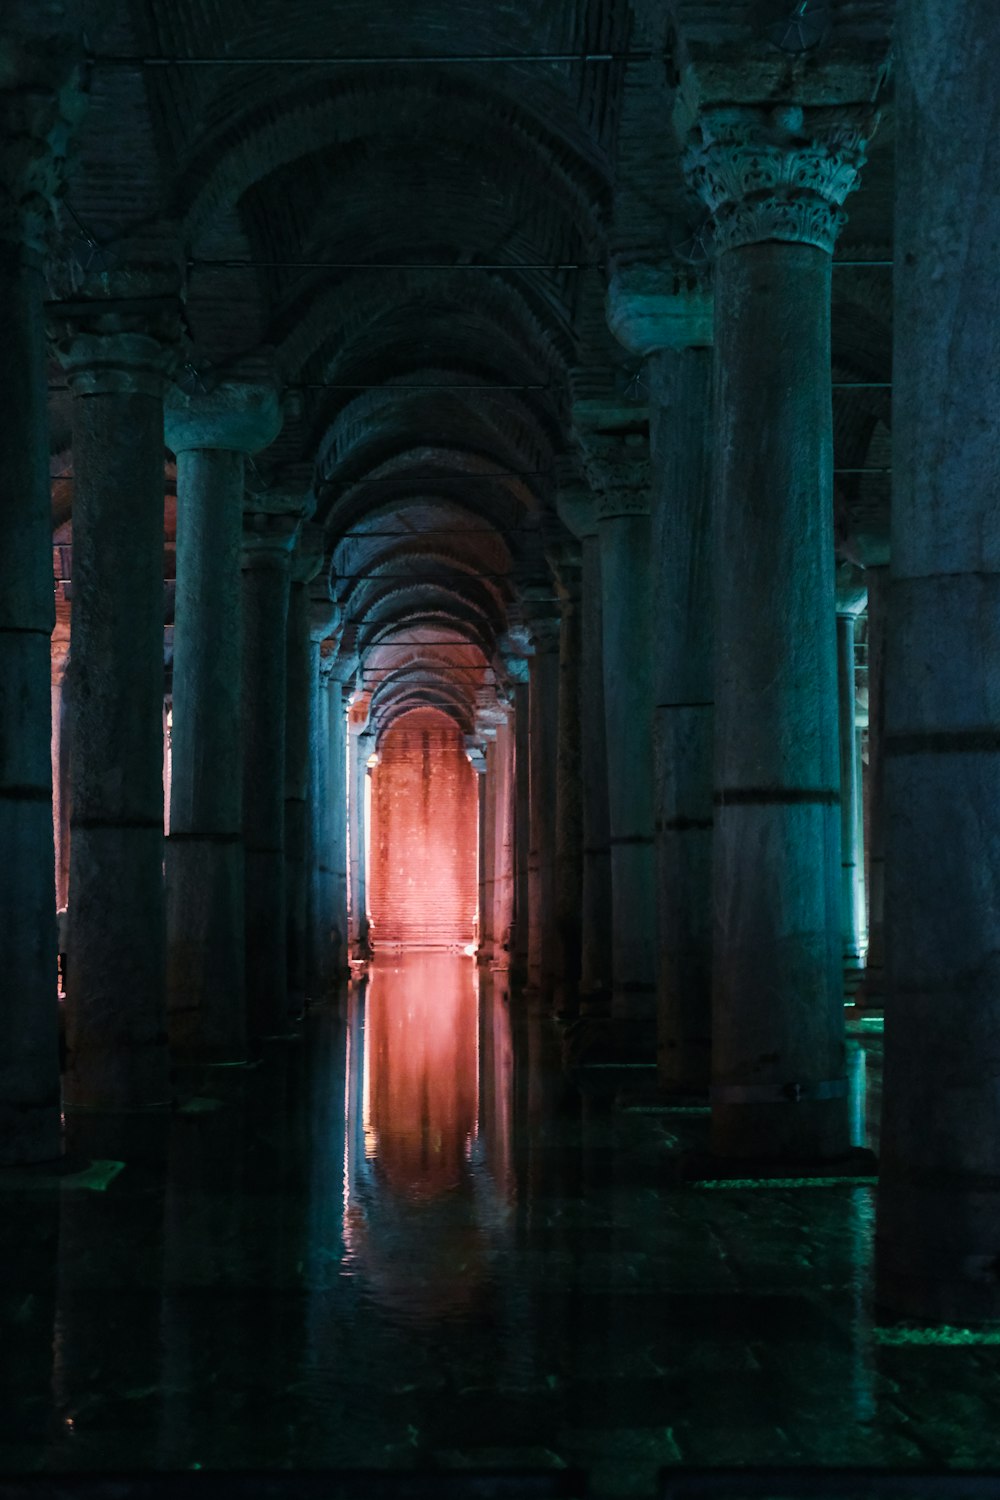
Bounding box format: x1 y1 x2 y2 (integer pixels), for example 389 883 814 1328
369 709 479 948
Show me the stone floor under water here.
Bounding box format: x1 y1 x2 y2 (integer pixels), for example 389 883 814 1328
2 955 999 1493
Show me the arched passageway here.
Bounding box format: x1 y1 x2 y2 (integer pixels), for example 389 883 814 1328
368 708 479 950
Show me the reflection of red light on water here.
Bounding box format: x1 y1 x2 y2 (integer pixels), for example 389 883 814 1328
369 709 478 950
367 955 479 1198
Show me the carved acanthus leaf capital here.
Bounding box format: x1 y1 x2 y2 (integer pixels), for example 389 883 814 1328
578 437 652 522
241 511 300 567
50 289 184 397
684 105 876 256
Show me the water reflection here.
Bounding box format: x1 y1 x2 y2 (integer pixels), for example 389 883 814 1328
343 954 514 1323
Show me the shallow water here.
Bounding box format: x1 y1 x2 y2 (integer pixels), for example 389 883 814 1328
1 956 997 1492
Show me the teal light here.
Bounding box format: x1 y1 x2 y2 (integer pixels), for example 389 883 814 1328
876 1326 1000 1346
65 1159 126 1192
690 1176 878 1190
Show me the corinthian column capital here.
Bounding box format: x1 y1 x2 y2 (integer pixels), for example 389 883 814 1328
684 104 876 256
577 434 651 522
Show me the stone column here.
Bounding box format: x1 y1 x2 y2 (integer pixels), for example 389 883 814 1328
877 0 1000 1322
685 104 872 1158
607 271 716 1090
285 579 310 1016
552 548 583 1011
326 672 350 977
470 744 488 953
347 703 373 958
163 379 281 1061
479 732 498 965
579 433 657 1043
862 564 887 1003
491 706 516 967
836 566 867 979
556 489 612 1008
52 274 181 1111
285 531 324 1015
0 60 80 1160
524 611 561 999
508 663 531 984
242 508 299 1038
305 594 340 999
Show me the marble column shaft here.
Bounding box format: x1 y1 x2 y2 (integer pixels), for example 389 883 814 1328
165 382 281 1059
242 517 296 1036
553 498 612 1006
480 738 498 964
686 105 871 1158
863 564 887 998
554 561 583 1006
509 673 531 983
326 677 350 975
54 295 180 1110
491 712 516 966
836 573 867 974
167 445 247 1058
583 440 656 1031
306 645 331 996
285 579 312 1014
51 283 181 1112
648 344 715 1090
877 0 1000 1322
347 718 372 957
475 755 488 954
526 626 560 996
0 68 78 1158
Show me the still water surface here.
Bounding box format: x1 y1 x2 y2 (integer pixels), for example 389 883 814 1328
2 956 996 1486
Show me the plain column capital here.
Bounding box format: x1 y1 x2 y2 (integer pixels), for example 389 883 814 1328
165 369 283 456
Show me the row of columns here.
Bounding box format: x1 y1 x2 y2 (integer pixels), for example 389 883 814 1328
0 135 351 1132
3 0 997 1320
504 115 881 1149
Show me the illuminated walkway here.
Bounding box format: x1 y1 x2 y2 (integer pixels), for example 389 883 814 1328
2 960 997 1487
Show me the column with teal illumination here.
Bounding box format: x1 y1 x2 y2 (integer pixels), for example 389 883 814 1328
556 482 612 1009
607 267 715 1090
579 427 657 1046
241 503 301 1037
285 527 324 1017
877 0 1000 1322
305 587 340 998
347 699 373 959
164 375 282 1061
523 601 560 999
836 565 867 979
684 103 874 1158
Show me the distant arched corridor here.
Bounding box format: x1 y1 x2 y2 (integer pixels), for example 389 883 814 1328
368 710 479 951
7 0 1000 1490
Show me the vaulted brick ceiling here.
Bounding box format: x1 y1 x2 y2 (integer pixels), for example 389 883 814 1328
44 0 895 732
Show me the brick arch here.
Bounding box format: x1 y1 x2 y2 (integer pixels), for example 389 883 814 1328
175 75 609 253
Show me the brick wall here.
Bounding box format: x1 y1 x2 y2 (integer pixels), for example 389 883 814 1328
369 709 478 949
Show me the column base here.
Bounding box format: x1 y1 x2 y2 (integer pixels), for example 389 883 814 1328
854 965 886 1010
711 1095 852 1162
64 822 170 1112
657 1035 712 1095
562 1014 657 1067
245 846 288 1038
166 836 247 1065
0 1101 62 1168
877 1180 1000 1324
